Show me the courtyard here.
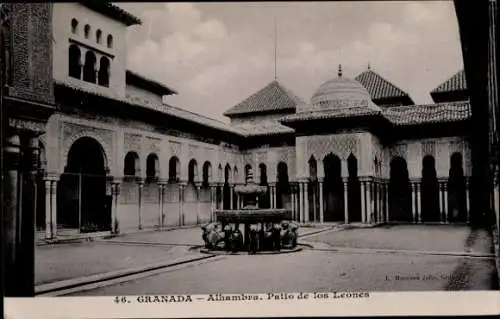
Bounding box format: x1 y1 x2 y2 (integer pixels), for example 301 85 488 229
34 224 498 296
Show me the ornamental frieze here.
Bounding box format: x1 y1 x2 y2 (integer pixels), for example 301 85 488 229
449 140 465 156
8 118 45 133
256 151 267 164
124 133 142 152
305 134 359 160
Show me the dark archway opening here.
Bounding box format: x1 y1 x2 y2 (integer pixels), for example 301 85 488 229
308 156 319 222
421 155 440 222
259 164 270 208
58 137 109 232
389 157 412 222
83 51 96 83
68 44 81 79
448 153 467 222
276 162 290 209
202 161 211 188
98 56 110 87
323 154 344 222
223 164 231 209
347 154 361 222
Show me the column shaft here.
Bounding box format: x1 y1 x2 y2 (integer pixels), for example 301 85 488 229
416 183 422 223
343 180 348 224
361 181 366 223
138 181 144 230
412 183 417 223
366 181 372 224
304 182 309 223
319 181 324 223
466 180 470 223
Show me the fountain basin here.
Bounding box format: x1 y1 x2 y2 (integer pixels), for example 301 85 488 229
214 208 292 223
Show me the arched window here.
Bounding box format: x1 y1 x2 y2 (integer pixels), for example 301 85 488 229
96 29 102 43
107 34 113 48
123 152 140 178
68 44 81 79
188 159 198 184
244 165 252 181
202 161 212 187
146 153 159 182
71 18 79 34
82 51 96 83
169 156 180 182
84 24 91 39
98 56 110 87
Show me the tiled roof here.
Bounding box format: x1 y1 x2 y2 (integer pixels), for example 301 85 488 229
161 104 245 135
282 106 381 122
80 1 142 26
223 80 305 117
282 101 471 127
382 100 471 126
355 69 413 102
54 80 246 136
431 70 467 94
126 70 178 96
231 120 295 137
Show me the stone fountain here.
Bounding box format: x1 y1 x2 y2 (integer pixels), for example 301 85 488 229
201 167 299 254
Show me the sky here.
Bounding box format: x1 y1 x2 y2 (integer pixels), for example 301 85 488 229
119 1 464 122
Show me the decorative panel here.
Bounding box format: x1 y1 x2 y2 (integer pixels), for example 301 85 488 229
124 133 142 152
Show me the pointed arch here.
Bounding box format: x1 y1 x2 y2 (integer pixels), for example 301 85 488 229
98 56 110 87
323 153 344 222
71 18 79 34
188 159 198 184
83 50 96 83
107 34 113 48
68 44 81 79
202 161 212 187
421 155 440 222
146 153 159 182
258 163 270 208
168 156 180 183
124 151 140 178
308 155 317 179
347 153 361 222
389 157 412 222
277 162 290 209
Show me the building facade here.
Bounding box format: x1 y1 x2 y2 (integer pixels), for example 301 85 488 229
35 2 476 241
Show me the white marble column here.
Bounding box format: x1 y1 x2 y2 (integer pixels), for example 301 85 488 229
439 182 444 223
44 178 59 239
158 182 165 228
411 182 417 223
210 185 217 222
465 179 470 223
384 183 389 223
366 180 372 224
444 182 449 224
304 182 309 223
179 182 186 226
319 179 324 223
299 183 304 223
343 178 349 224
230 184 234 209
138 180 144 230
416 183 422 223
195 183 201 224
291 188 296 220
112 182 121 233
361 181 366 223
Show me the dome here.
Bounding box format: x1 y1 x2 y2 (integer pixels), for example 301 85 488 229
307 65 380 111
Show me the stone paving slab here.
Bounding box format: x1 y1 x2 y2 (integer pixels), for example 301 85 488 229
71 249 497 296
305 225 487 253
104 227 203 246
35 242 193 285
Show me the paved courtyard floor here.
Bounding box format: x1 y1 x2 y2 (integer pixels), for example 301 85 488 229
35 224 499 295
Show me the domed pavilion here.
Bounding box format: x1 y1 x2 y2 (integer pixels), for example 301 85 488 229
225 64 471 225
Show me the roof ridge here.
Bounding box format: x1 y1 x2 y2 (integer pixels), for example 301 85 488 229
163 103 231 126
